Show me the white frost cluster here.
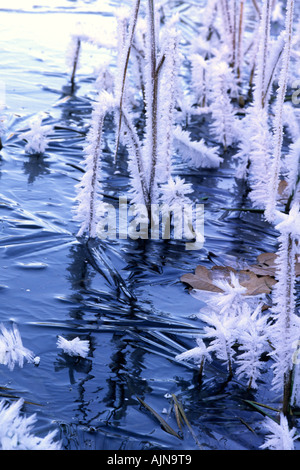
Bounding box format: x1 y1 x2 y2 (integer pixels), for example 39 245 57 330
206 59 239 148
176 337 211 366
178 272 270 388
246 107 272 208
57 335 89 358
173 126 222 169
20 115 53 155
0 399 61 450
160 176 193 207
0 324 35 371
235 304 270 389
212 271 248 316
260 414 298 451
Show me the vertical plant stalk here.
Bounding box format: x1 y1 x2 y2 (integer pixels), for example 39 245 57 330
157 28 179 183
236 0 245 80
245 0 275 206
263 39 284 106
269 205 300 416
277 233 296 415
232 0 237 73
282 234 295 415
146 0 159 204
251 0 261 16
121 108 150 208
70 38 81 94
254 0 272 108
285 176 300 214
114 0 141 162
78 115 104 238
74 92 115 238
265 0 294 222
88 117 104 237
227 348 234 380
220 0 234 64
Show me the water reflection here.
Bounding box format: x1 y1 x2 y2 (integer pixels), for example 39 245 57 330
103 333 150 424
23 153 51 184
54 347 93 385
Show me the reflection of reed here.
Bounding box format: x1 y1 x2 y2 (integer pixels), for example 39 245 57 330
65 242 95 321
58 90 92 127
22 154 50 184
63 238 149 426
54 349 93 386
103 332 150 423
66 242 92 292
54 339 95 435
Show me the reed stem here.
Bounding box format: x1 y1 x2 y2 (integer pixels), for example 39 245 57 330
265 0 294 222
70 38 81 94
147 0 159 205
114 0 141 162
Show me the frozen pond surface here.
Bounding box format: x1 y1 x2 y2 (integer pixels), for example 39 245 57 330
0 0 297 451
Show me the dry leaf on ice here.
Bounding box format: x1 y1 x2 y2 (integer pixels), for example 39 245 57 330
180 251 300 296
247 252 300 277
181 265 276 295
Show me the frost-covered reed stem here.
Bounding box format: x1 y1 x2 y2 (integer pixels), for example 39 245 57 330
284 136 300 213
114 0 141 161
121 108 150 208
74 92 115 238
281 234 295 415
272 233 295 415
252 0 261 16
220 0 233 56
157 27 179 183
113 1 181 212
146 0 159 204
265 0 294 222
70 38 81 94
236 0 245 80
269 205 300 415
232 0 237 72
208 60 237 149
263 33 285 106
219 0 242 77
254 0 272 108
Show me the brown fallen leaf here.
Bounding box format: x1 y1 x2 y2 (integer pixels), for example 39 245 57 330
246 253 278 277
277 179 289 203
247 252 300 277
181 264 276 295
181 251 300 296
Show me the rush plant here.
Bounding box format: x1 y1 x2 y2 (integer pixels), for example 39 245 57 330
72 0 220 239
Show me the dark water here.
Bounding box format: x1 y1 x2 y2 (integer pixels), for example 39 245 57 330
0 0 297 451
